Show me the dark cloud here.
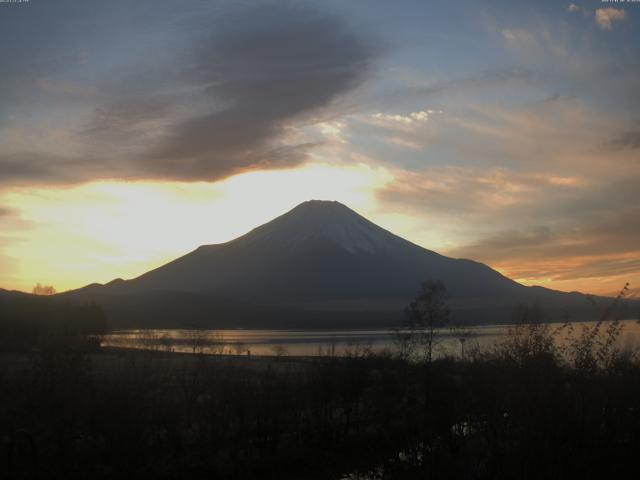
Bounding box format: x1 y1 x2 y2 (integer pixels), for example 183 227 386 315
0 153 73 185
87 98 174 134
139 6 375 180
0 3 377 184
446 206 640 267
0 152 111 186
0 0 186 110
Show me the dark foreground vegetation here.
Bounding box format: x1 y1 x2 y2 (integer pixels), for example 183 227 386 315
1 284 640 479
0 293 107 353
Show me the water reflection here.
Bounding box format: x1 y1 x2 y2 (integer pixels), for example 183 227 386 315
102 320 640 357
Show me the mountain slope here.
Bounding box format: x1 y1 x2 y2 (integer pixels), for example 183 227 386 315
67 200 608 326
117 201 523 301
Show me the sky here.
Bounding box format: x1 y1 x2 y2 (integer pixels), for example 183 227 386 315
0 0 638 296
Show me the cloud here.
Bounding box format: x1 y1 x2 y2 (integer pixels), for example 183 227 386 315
551 256 640 282
360 110 444 150
137 6 376 181
500 25 572 61
444 213 640 286
373 97 621 173
567 3 589 15
0 152 111 186
501 28 535 43
378 167 587 218
360 68 543 118
382 136 423 151
595 8 626 30
358 94 616 175
407 68 540 101
447 207 640 264
317 121 349 144
0 207 32 231
377 149 640 292
83 95 177 139
370 110 440 127
0 207 11 218
607 130 640 151
0 3 377 185
439 181 640 285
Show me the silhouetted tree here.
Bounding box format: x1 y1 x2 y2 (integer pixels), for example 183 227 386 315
32 283 56 295
405 280 450 363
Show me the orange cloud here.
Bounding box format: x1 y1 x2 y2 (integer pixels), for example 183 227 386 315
595 8 626 30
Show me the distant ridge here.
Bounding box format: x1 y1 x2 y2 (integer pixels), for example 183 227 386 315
63 200 613 328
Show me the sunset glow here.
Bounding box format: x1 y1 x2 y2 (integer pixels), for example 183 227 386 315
1 0 638 297
4 4 640 479
0 163 394 291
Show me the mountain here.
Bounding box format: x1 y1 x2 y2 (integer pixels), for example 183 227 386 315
0 288 30 300
65 200 609 328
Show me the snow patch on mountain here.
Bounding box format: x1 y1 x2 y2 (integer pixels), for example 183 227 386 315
239 200 401 254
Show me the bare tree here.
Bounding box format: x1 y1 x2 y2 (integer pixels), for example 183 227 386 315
404 280 450 363
449 323 473 360
271 344 289 358
187 329 207 355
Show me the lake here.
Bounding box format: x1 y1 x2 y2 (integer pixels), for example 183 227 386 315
102 319 640 357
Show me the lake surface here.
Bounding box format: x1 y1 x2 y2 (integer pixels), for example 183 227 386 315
102 319 640 357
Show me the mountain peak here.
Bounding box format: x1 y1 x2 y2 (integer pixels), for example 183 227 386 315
287 199 360 220
294 199 349 209
238 200 398 254
286 200 356 219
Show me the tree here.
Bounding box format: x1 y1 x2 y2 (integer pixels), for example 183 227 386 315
404 280 450 363
187 329 207 355
32 283 57 296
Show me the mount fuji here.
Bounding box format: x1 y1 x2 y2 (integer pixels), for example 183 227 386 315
66 200 602 328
